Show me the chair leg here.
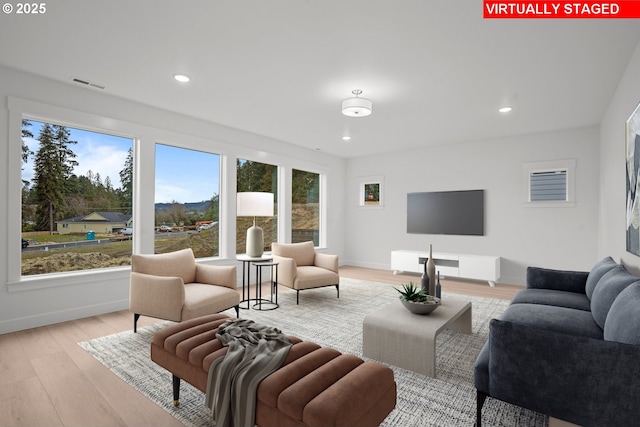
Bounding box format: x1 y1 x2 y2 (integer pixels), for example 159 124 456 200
133 313 141 333
336 283 340 298
476 390 487 427
234 305 240 318
296 290 300 304
172 375 181 407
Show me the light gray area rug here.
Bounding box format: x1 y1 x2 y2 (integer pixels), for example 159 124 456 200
79 278 548 427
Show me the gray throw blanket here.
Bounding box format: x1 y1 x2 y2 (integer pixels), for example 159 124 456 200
205 318 292 427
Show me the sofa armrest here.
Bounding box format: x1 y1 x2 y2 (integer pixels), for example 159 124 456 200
272 254 296 288
195 264 237 290
487 318 640 426
314 252 338 273
526 266 588 293
129 272 185 321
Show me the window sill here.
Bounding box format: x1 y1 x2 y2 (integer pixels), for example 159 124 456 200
522 201 575 208
7 266 132 293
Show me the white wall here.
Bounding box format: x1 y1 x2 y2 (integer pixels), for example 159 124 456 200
0 65 346 333
344 126 601 285
599 41 640 274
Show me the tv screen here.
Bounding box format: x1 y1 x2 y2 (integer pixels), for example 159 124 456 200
407 190 484 236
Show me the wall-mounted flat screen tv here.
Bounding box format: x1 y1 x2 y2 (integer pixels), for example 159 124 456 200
407 190 484 236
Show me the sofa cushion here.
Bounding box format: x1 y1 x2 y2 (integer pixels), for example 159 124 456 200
604 281 640 344
590 266 640 329
295 266 339 290
510 289 591 311
272 241 315 266
526 267 588 294
585 256 618 300
500 303 603 339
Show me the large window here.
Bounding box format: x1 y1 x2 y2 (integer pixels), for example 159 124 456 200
291 169 320 246
154 144 221 257
20 119 133 276
236 159 278 254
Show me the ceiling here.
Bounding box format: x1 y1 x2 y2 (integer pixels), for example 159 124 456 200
2 1 640 158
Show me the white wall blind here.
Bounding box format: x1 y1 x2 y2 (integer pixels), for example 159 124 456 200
530 170 567 201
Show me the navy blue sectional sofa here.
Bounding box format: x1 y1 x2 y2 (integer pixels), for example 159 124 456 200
474 257 640 427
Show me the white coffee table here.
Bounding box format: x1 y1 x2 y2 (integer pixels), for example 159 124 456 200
363 299 472 377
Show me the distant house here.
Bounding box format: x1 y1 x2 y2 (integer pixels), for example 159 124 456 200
56 212 132 235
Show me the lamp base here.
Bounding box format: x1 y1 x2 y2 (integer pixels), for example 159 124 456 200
246 224 264 257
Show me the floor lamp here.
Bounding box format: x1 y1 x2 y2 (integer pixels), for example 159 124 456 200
237 192 274 257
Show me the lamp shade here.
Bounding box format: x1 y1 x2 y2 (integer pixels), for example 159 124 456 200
237 192 274 217
342 97 373 117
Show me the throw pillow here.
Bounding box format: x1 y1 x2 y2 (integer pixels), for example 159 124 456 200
604 281 640 345
590 265 640 329
585 256 618 300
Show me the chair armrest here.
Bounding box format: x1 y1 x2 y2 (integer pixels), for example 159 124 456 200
129 272 185 321
195 264 237 290
526 266 588 293
487 318 640 426
314 252 338 273
272 255 296 288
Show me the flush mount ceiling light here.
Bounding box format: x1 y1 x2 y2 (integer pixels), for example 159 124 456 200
499 106 513 113
342 135 351 141
173 74 191 83
342 89 372 117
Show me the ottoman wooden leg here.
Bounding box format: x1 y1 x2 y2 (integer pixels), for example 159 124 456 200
173 375 181 407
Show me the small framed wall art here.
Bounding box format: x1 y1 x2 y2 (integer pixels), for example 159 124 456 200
358 175 384 208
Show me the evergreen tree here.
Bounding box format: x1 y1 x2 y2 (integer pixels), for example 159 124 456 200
21 120 35 229
119 147 133 214
292 170 319 203
32 123 78 232
21 119 33 165
236 159 276 193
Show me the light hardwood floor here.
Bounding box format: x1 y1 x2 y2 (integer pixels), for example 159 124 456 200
0 266 523 427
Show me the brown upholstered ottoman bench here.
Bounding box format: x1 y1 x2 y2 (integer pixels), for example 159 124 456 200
151 313 397 427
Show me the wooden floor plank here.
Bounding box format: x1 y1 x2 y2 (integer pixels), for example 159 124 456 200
0 333 36 386
30 351 127 427
83 364 184 427
0 376 64 427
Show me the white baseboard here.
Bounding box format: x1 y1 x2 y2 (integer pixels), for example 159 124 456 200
0 299 129 334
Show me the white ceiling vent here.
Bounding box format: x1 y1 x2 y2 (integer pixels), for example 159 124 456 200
71 77 105 90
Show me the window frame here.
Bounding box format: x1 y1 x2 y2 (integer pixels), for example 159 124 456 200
291 168 322 246
235 156 280 255
153 142 223 258
8 98 145 291
522 159 576 207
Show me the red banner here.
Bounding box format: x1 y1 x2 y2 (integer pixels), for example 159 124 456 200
484 1 640 18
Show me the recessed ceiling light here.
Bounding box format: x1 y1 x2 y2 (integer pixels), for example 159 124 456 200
499 106 512 113
342 136 351 141
173 74 191 83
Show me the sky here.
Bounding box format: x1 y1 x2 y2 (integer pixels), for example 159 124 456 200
22 121 221 204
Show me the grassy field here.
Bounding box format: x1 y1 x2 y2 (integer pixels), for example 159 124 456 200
21 204 318 276
21 228 219 276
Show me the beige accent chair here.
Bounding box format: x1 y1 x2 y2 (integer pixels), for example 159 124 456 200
129 248 239 332
271 241 339 304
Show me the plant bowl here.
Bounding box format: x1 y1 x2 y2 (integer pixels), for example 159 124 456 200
399 296 441 315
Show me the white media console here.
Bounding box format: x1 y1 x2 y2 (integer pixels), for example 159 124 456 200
391 250 501 287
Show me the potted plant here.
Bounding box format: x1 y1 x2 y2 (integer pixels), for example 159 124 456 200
395 282 440 315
